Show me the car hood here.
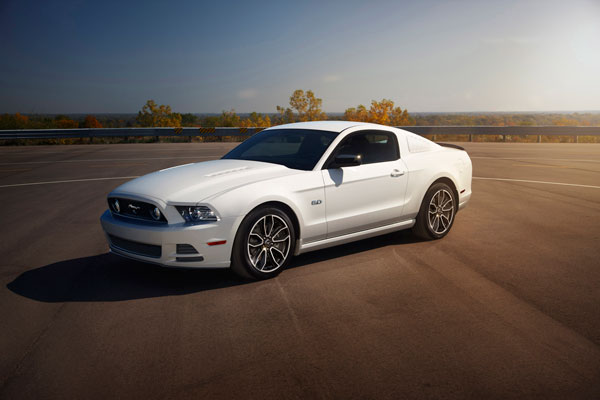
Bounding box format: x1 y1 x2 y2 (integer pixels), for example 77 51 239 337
110 159 300 204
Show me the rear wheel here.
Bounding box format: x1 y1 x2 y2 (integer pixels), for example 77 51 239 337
412 182 457 240
231 206 295 280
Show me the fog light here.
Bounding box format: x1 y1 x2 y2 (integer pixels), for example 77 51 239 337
151 207 161 220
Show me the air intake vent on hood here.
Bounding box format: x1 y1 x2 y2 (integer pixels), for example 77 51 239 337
204 166 249 177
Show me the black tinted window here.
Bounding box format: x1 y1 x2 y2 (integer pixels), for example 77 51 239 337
332 130 399 165
222 129 337 171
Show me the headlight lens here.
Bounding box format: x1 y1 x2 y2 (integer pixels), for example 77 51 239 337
110 198 120 213
176 206 218 223
151 207 161 221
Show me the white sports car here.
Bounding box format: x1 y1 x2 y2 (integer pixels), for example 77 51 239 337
100 121 472 279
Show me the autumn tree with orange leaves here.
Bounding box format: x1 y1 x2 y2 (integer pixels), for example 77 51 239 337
240 112 271 127
277 89 327 123
344 99 414 126
136 100 182 127
82 115 103 128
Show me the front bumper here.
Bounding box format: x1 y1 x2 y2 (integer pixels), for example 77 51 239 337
100 210 239 268
458 190 472 211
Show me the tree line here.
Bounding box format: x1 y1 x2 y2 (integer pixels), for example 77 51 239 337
1 88 599 130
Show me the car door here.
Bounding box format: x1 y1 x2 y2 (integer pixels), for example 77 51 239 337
321 130 408 238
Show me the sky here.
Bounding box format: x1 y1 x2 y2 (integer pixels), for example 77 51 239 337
0 0 599 113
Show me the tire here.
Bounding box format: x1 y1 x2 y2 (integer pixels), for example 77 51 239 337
412 182 457 240
230 206 296 280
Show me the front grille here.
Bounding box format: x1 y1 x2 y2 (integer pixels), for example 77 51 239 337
176 244 198 254
108 197 167 224
109 235 162 258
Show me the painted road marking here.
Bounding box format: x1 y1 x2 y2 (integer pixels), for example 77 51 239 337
0 156 215 166
473 177 600 189
471 157 600 163
2 175 599 190
0 146 235 155
88 163 146 168
0 168 33 172
511 163 572 169
0 176 140 188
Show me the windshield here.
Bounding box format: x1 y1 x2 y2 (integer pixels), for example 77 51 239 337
222 129 338 171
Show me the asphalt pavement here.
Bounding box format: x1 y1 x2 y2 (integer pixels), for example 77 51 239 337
1 142 599 399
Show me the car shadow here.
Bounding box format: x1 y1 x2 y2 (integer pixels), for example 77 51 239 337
292 228 422 269
7 230 423 303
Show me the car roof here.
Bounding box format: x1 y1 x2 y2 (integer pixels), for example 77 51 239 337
266 121 395 133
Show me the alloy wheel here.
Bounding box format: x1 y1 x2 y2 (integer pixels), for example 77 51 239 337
428 189 454 235
247 214 291 273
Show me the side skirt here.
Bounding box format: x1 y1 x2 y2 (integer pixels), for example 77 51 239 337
296 219 416 255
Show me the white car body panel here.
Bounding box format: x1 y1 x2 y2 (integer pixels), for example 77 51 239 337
322 160 409 238
100 121 472 269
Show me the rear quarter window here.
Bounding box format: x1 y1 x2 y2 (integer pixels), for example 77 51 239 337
407 134 436 153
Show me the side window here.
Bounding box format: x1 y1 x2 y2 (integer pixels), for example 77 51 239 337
332 130 399 165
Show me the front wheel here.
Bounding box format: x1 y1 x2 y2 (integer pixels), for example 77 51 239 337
412 182 457 240
231 206 295 280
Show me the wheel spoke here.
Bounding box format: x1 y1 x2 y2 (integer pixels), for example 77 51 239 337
263 217 268 237
442 199 453 211
268 215 275 237
440 214 449 229
271 246 285 257
248 233 264 247
252 248 266 269
272 226 288 239
273 235 290 243
269 248 282 267
433 215 440 231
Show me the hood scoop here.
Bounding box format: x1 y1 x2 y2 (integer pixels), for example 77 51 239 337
204 166 250 177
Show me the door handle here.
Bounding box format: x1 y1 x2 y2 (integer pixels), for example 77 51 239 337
390 169 405 177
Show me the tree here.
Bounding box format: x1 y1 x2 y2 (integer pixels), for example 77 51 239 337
181 113 199 126
276 105 295 124
289 89 308 119
240 112 271 128
390 106 414 126
54 115 78 129
344 99 414 126
0 113 29 129
277 89 327 122
217 110 241 127
552 117 579 126
344 105 368 122
305 90 327 121
136 100 182 127
83 115 102 128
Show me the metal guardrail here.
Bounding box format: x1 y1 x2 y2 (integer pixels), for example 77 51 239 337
1 126 600 141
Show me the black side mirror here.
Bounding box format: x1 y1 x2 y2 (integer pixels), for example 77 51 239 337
332 154 362 168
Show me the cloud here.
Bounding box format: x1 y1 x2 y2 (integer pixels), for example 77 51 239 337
323 75 342 83
237 89 257 99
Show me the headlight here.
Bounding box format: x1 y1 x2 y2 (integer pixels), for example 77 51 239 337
110 198 120 213
151 207 162 221
176 205 218 223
